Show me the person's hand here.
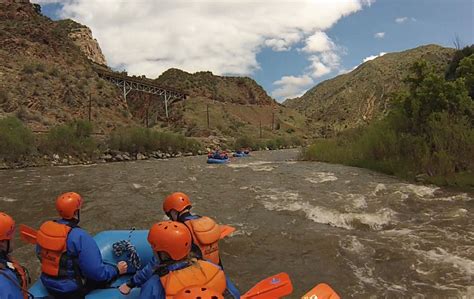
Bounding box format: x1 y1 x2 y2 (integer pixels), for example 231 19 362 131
117 261 128 275
119 283 132 295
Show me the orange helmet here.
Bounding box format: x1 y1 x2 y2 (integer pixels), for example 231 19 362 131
175 286 224 299
56 192 83 219
163 192 191 214
147 221 191 260
0 212 15 241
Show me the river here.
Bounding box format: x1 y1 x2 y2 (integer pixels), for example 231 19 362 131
1 149 472 298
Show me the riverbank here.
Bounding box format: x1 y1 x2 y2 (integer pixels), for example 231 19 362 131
0 149 202 169
300 144 474 191
0 117 303 170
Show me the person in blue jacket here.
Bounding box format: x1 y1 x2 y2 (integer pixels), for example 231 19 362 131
35 192 128 299
0 212 30 299
137 221 240 299
119 192 238 297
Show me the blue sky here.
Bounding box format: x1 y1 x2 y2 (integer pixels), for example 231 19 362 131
38 0 473 101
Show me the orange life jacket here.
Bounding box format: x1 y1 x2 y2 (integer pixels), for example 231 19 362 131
36 221 73 277
0 257 30 299
159 260 226 298
184 217 221 265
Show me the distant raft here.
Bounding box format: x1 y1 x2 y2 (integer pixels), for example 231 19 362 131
29 230 152 299
233 152 250 157
207 157 230 164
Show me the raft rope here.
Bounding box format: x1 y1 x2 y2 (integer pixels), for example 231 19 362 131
112 227 141 270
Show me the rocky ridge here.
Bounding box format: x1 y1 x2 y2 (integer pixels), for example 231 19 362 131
284 44 456 136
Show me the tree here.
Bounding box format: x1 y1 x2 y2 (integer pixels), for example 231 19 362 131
456 55 474 98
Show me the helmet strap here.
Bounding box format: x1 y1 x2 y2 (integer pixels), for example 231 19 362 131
0 240 10 255
67 210 80 226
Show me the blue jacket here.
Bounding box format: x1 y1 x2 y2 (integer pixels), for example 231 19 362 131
138 261 240 299
38 219 118 293
128 214 202 288
0 256 24 299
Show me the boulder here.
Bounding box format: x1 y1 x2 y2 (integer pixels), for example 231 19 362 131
100 154 113 161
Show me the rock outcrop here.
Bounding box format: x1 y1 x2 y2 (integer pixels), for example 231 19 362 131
58 19 107 65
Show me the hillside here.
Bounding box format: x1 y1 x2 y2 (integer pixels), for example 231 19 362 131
0 0 307 143
0 0 132 132
126 71 307 141
155 68 275 106
284 44 456 136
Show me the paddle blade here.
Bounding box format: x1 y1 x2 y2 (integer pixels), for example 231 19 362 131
242 272 293 299
301 283 340 299
19 224 38 244
219 225 236 239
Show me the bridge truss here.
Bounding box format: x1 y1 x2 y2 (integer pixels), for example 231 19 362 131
95 68 187 118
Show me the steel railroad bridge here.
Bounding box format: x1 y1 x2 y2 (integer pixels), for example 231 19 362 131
93 65 187 118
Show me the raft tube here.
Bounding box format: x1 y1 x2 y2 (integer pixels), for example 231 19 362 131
232 152 249 157
207 157 230 164
29 230 153 299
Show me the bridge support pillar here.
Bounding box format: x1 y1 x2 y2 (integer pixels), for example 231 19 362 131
123 81 132 101
164 91 169 119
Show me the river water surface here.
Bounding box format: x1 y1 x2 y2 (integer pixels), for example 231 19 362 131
1 149 473 298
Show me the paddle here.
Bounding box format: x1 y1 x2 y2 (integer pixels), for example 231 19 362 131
219 225 236 239
241 272 293 299
301 283 340 299
19 224 38 244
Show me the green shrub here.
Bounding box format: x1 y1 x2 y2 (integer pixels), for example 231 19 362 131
35 63 46 73
0 117 34 161
41 120 96 156
0 89 8 104
265 139 277 150
234 135 303 150
22 63 35 74
108 127 202 154
302 60 474 186
49 67 60 77
96 80 105 90
234 135 257 149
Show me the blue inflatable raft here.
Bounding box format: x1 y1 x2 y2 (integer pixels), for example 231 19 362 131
29 230 153 299
207 157 230 164
232 152 250 157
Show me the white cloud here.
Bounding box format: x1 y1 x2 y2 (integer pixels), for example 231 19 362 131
302 31 335 53
30 0 373 79
308 52 341 77
271 75 314 101
395 17 408 24
374 32 385 39
264 32 302 51
362 52 387 63
301 32 343 78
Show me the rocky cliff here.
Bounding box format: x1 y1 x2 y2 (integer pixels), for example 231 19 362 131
57 19 107 65
0 0 132 132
